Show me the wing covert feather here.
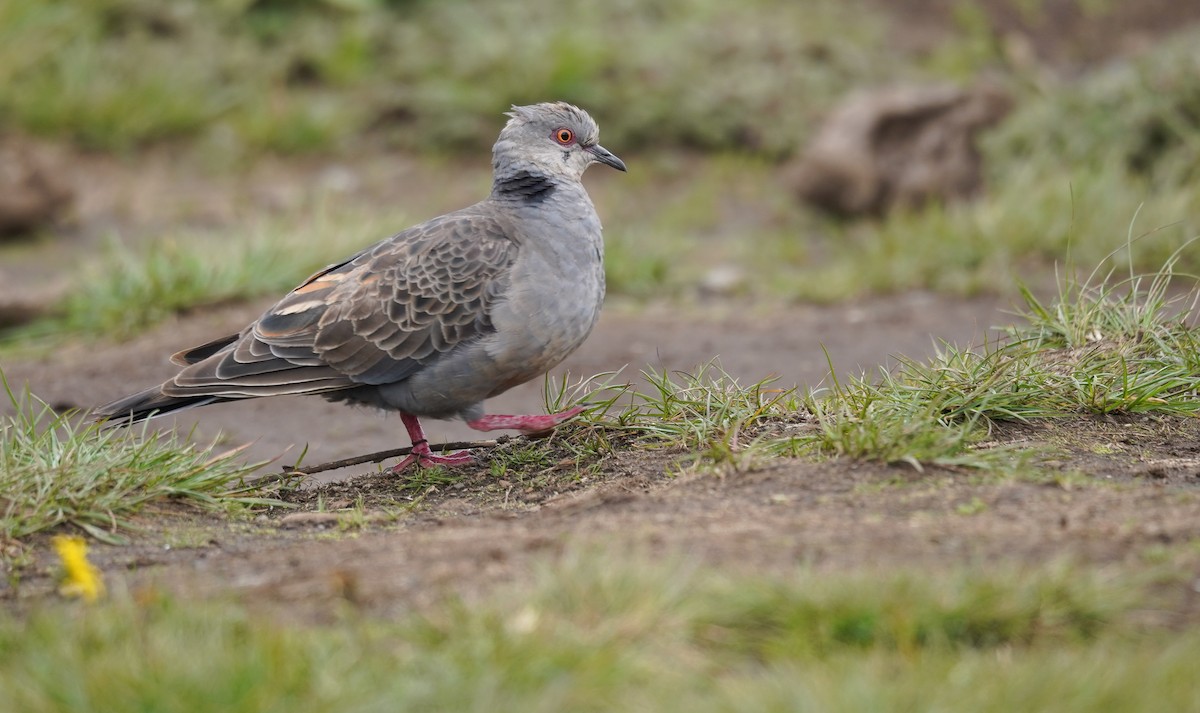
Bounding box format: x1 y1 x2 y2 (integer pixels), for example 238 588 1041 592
309 213 516 383
172 210 519 397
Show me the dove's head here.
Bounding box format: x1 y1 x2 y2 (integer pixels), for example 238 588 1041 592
492 102 626 183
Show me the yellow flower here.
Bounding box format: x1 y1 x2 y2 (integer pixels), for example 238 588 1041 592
52 535 105 602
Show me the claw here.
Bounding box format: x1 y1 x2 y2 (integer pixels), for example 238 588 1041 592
388 443 473 474
388 406 584 474
390 412 474 474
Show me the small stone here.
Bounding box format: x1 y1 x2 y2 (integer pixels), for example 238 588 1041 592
279 512 341 527
699 265 747 297
0 134 73 238
788 82 1012 217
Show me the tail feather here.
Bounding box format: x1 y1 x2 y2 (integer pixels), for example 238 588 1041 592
91 384 222 427
170 333 239 366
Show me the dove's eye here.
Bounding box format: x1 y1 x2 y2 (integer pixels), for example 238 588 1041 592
553 128 575 145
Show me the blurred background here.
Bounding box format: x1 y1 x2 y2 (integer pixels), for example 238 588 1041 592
3 0 1200 464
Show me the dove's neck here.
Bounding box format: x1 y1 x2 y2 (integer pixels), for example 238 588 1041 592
491 166 593 215
490 139 589 207
491 169 560 205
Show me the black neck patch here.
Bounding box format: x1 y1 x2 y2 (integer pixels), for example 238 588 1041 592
494 171 557 204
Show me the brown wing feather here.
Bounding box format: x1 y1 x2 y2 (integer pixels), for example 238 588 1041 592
160 208 519 399
171 334 239 366
169 253 366 367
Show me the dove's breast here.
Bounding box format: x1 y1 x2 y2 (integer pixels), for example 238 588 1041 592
372 189 606 421
483 195 606 392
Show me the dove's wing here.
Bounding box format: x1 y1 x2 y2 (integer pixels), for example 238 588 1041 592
161 210 519 399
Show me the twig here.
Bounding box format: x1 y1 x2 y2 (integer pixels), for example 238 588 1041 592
249 437 507 485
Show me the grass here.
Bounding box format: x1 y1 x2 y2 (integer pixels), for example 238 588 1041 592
787 249 1200 468
0 375 269 545
7 17 1200 337
5 0 1193 166
2 553 1198 712
538 362 801 476
11 148 1199 347
3 1 1200 316
608 363 796 451
528 247 1200 475
13 201 408 342
0 0 896 156
793 160 1200 301
609 26 1200 302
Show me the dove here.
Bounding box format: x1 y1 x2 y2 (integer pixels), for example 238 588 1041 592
93 102 625 471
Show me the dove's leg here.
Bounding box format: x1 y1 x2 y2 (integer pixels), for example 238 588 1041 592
466 405 585 434
389 412 474 473
389 407 585 473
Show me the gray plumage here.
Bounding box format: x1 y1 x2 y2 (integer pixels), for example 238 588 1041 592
95 102 625 451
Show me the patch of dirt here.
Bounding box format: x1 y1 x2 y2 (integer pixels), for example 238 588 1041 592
996 415 1200 487
6 414 1200 626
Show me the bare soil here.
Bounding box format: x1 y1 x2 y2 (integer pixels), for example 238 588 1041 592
6 395 1200 625
5 2 1200 621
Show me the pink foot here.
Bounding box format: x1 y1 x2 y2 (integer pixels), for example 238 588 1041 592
466 406 585 435
388 413 474 474
388 442 473 473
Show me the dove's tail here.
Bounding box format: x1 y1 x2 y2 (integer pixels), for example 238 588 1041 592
92 385 221 427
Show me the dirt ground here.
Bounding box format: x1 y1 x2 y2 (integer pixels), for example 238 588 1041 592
7 369 1200 624
4 2 1200 620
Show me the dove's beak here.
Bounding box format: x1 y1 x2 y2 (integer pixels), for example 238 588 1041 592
585 144 627 172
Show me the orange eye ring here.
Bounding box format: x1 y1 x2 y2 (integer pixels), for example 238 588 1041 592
553 128 575 145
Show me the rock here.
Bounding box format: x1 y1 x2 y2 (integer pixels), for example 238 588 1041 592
0 297 52 330
699 265 747 297
0 135 73 238
788 82 1013 217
